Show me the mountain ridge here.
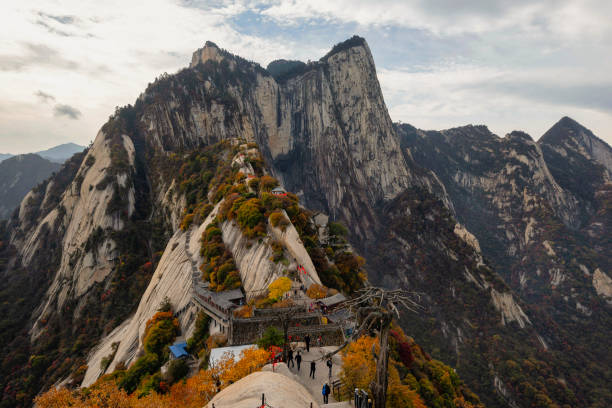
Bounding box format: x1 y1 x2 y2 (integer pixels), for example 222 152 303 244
0 37 610 408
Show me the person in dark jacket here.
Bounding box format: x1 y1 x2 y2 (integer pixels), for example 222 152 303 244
305 334 311 352
326 357 333 378
310 360 316 379
296 351 302 371
322 383 331 404
287 348 294 368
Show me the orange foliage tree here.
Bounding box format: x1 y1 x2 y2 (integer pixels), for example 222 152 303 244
340 335 427 408
306 283 328 299
36 348 270 408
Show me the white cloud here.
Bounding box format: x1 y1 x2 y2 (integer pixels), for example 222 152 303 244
379 64 612 140
0 0 297 153
0 0 610 152
257 0 612 39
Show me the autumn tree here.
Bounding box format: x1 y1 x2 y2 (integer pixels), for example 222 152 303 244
268 276 292 301
325 287 422 408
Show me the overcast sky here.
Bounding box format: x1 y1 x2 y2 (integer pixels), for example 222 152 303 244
1 0 611 153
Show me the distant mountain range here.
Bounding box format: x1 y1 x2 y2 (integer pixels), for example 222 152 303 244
0 153 13 162
0 142 85 164
36 142 86 163
0 143 85 219
0 154 61 219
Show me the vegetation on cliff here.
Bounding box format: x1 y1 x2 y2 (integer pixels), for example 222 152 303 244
341 328 483 408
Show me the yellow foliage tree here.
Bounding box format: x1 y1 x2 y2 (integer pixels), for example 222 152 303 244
79 380 133 407
219 347 270 386
233 305 253 318
268 276 292 301
340 335 376 392
340 335 426 408
306 283 328 299
34 387 77 408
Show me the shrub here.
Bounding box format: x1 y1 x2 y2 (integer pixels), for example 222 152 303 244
118 353 160 393
328 221 348 237
157 297 173 313
200 203 214 220
233 305 253 318
268 277 292 301
166 359 189 384
138 372 164 397
236 198 264 230
187 312 211 355
257 326 284 349
269 240 284 263
306 283 328 299
180 213 195 230
247 177 259 190
143 312 179 356
269 211 290 230
259 175 279 192
272 298 295 308
200 222 241 291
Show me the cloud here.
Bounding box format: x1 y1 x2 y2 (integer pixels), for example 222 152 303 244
34 90 56 103
53 104 81 119
252 0 612 39
35 20 74 37
0 0 611 153
0 43 78 72
37 12 77 25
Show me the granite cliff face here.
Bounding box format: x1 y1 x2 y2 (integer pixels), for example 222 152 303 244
398 118 612 407
0 36 610 408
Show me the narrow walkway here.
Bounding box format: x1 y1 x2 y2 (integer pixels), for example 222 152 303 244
183 226 200 294
265 346 351 407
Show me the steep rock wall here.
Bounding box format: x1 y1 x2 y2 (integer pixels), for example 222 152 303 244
11 132 137 338
82 222 202 386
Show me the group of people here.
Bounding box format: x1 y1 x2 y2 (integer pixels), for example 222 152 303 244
284 334 335 404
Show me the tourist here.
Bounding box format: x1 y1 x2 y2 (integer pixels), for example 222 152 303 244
317 335 322 348
296 351 302 371
322 383 331 404
326 357 333 378
310 360 316 379
305 334 311 352
287 348 294 368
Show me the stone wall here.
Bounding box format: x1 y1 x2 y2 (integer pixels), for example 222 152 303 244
229 312 343 346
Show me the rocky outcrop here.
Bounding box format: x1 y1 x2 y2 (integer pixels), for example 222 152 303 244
265 39 432 239
82 221 203 386
220 220 284 296
489 288 531 328
541 116 612 177
204 370 320 408
8 132 137 339
268 212 321 287
397 119 612 407
593 268 612 301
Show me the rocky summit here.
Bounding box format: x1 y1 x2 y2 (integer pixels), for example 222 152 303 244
0 36 610 408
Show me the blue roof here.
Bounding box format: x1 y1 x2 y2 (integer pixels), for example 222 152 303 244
169 341 188 359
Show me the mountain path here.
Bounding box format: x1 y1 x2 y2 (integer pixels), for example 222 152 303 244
264 346 351 407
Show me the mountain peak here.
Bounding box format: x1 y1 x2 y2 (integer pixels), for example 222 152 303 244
190 41 229 68
507 130 534 142
36 142 85 163
320 35 368 61
540 116 594 145
540 116 612 176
